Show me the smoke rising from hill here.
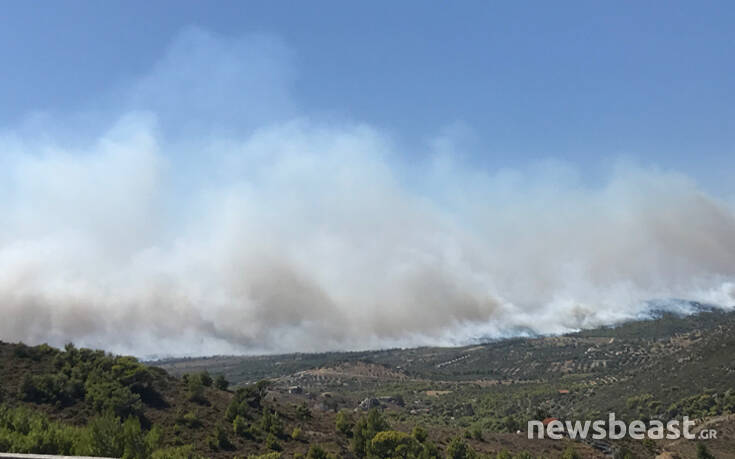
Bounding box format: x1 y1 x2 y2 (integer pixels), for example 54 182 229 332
1 29 734 356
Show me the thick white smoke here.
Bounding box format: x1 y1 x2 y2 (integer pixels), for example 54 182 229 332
1 29 734 357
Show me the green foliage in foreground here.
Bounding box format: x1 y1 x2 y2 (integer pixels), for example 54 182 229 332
18 342 166 419
0 404 200 458
350 409 443 459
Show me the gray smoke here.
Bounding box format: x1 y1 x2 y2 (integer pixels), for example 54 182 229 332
1 29 734 357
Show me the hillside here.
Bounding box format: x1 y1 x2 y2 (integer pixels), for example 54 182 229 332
0 341 598 458
154 307 735 458
0 308 733 458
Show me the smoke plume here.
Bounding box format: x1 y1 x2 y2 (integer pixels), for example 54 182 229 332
1 29 734 357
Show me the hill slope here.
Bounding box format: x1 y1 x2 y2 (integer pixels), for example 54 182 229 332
0 341 597 458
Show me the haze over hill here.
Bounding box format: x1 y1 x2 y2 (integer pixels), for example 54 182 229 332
2 28 735 357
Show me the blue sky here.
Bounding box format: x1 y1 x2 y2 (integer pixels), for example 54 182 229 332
2 2 735 355
2 1 734 185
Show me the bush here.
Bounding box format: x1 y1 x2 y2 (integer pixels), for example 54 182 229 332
265 432 282 451
336 410 353 435
186 376 207 405
697 443 715 459
411 426 428 443
296 402 312 419
177 411 201 428
85 375 143 418
306 444 337 459
248 453 282 459
260 408 284 437
85 413 124 457
151 445 205 459
291 426 304 441
233 415 249 437
370 430 420 458
225 383 269 421
446 436 476 459
207 425 231 451
561 446 581 459
215 374 229 391
198 371 213 387
120 416 155 459
0 404 81 455
351 409 390 458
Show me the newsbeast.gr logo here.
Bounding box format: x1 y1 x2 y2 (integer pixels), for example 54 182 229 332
528 414 718 440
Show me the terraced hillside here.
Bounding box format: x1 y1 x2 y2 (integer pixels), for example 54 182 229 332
0 341 606 458
154 306 735 458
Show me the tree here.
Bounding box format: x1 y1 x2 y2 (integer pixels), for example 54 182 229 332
697 443 715 459
352 409 390 457
214 375 229 391
198 371 213 387
306 444 337 459
86 413 124 458
207 425 231 451
260 408 284 437
412 425 428 443
265 433 282 451
151 445 205 459
296 402 312 419
121 416 149 459
446 436 476 459
336 410 353 435
370 430 420 458
186 376 206 404
233 415 249 437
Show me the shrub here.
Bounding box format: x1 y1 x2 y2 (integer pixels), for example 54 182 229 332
186 376 207 405
351 409 390 457
85 375 142 418
215 375 229 391
265 432 282 451
697 443 715 459
85 413 124 457
336 410 353 435
177 411 201 428
198 371 213 387
225 383 269 421
411 425 428 443
446 436 476 459
296 402 312 419
260 408 284 437
560 446 581 459
306 444 337 459
291 426 304 441
0 404 82 455
233 415 249 436
207 425 231 451
120 416 151 459
151 445 205 459
370 430 420 458
248 453 282 459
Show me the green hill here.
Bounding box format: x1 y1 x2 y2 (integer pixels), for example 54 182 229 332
3 307 735 458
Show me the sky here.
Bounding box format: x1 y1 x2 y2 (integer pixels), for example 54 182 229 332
1 1 734 357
